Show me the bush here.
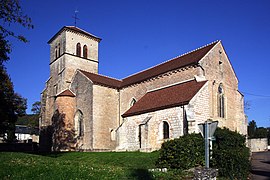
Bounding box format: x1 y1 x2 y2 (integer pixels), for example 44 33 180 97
156 133 204 170
211 128 250 179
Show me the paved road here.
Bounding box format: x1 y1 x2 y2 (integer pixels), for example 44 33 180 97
251 151 270 180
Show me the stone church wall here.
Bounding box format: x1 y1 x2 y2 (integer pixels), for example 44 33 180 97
120 66 200 122
53 96 76 151
116 106 184 152
200 43 246 134
70 71 94 150
65 30 99 62
92 85 119 150
187 82 210 133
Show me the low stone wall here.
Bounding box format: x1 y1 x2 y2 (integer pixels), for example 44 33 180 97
248 138 268 152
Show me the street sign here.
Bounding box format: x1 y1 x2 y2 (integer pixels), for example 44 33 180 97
198 120 218 168
198 120 218 138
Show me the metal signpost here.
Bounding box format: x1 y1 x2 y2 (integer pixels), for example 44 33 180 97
198 120 218 168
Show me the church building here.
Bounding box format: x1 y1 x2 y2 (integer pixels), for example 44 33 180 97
40 26 247 152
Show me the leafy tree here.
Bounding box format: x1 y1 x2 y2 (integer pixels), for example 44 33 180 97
254 127 268 138
0 0 33 42
0 0 32 141
16 114 39 128
248 120 257 138
31 101 41 115
248 120 268 139
0 67 27 141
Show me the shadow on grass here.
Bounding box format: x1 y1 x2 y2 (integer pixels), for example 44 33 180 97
129 169 154 180
262 160 270 165
250 169 270 178
22 151 70 158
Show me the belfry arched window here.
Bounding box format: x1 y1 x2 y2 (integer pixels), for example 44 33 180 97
218 84 225 118
55 46 58 59
76 43 81 57
74 110 84 137
163 121 169 139
83 45 88 58
58 43 61 57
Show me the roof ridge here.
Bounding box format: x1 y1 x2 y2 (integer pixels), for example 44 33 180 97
79 70 122 82
122 40 220 80
65 26 101 40
147 78 196 93
169 40 220 62
56 89 76 97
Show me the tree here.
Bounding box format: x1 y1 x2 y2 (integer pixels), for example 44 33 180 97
0 0 33 42
0 0 32 141
0 67 27 141
248 120 268 139
31 101 41 115
248 120 257 138
254 127 268 138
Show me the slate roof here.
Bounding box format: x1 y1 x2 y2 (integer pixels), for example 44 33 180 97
122 80 207 117
78 41 218 88
48 26 101 44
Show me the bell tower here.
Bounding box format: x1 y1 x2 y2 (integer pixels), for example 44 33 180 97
47 26 101 94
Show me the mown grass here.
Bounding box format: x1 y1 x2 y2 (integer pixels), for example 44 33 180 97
0 151 193 179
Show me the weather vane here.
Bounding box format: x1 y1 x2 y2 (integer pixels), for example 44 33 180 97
72 10 79 27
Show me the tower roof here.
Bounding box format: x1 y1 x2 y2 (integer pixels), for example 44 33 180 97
48 26 101 44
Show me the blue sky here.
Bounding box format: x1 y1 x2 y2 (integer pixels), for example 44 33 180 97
5 0 270 127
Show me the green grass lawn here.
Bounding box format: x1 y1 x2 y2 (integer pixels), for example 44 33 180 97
0 151 192 180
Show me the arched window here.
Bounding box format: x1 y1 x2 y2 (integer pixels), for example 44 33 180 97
74 110 84 137
58 43 61 57
76 43 81 57
83 45 88 58
163 121 169 139
55 46 58 59
218 84 225 118
130 98 136 107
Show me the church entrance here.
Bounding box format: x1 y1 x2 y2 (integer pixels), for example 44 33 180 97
138 123 149 150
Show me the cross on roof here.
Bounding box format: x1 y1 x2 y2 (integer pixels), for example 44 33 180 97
72 10 79 27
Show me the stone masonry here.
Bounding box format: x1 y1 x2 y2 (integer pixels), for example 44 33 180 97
40 26 247 152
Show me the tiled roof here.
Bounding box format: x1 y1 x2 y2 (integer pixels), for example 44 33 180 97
122 80 207 117
78 41 217 89
57 89 76 97
48 26 101 44
80 70 122 89
121 41 218 87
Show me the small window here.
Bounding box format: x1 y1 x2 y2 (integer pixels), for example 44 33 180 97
130 98 136 107
58 43 61 57
75 110 84 137
83 45 88 58
55 46 58 59
163 121 169 139
76 43 81 57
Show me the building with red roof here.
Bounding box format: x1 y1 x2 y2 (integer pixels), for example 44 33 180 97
40 26 247 152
